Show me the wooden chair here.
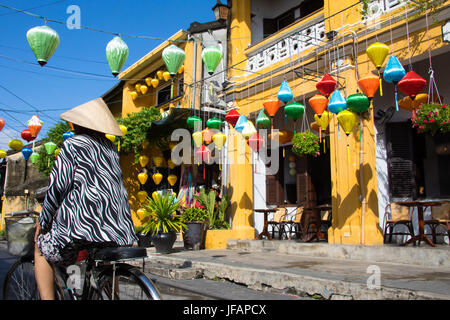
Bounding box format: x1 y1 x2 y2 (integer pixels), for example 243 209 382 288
284 206 304 240
267 208 288 240
383 202 415 244
425 201 450 245
319 209 332 240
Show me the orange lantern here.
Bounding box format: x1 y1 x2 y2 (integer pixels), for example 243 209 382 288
308 94 328 116
357 74 380 100
167 174 177 187
28 115 43 138
263 98 282 130
202 128 214 145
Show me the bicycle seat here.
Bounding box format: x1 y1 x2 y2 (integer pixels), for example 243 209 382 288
94 247 147 261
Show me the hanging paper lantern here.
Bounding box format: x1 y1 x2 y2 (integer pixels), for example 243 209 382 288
398 70 427 100
316 74 337 97
21 129 34 143
152 191 160 201
138 172 148 185
26 25 60 66
153 172 163 185
268 130 293 144
310 121 320 132
206 117 222 130
54 148 60 158
162 45 186 76
44 141 57 155
136 208 146 220
247 133 264 152
21 148 32 161
202 128 214 145
63 131 75 141
241 121 257 140
308 94 328 115
263 99 282 118
357 74 380 100
105 134 116 143
277 81 294 103
234 115 247 133
225 109 240 127
337 110 359 135
256 109 271 129
196 145 211 164
130 91 138 100
119 125 128 135
202 46 223 75
212 132 226 150
151 78 159 88
139 155 149 168
28 115 43 138
346 93 370 114
366 42 389 96
153 156 164 167
192 131 203 148
140 85 148 95
9 139 23 151
0 118 5 131
137 191 148 203
284 102 305 121
163 71 171 82
383 56 406 111
135 83 142 93
29 152 40 164
106 36 129 77
156 70 163 80
187 116 202 130
145 78 152 86
167 159 177 169
314 110 331 142
328 90 347 114
178 65 184 74
167 174 178 187
0 150 7 159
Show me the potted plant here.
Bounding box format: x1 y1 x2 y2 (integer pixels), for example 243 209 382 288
292 131 321 157
180 207 208 250
141 193 186 253
194 188 231 230
134 225 152 248
412 103 450 135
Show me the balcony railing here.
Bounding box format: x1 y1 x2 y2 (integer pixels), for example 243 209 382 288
364 0 404 20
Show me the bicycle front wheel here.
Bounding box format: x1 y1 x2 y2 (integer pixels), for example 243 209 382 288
90 264 161 300
3 255 39 300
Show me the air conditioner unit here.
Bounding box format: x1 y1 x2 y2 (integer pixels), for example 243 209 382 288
201 82 220 106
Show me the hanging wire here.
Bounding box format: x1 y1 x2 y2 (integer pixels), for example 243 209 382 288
404 3 413 70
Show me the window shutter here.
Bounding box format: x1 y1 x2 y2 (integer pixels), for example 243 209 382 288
386 122 416 198
266 150 284 205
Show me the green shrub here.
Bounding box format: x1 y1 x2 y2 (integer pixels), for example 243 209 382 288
181 207 208 223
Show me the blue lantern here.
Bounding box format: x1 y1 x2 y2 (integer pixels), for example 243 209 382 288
235 115 247 133
383 56 406 111
328 90 347 114
277 81 293 103
63 131 75 141
21 148 33 161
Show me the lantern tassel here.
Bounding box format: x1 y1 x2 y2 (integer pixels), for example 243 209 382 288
394 86 399 111
32 141 35 153
319 127 322 143
378 70 383 96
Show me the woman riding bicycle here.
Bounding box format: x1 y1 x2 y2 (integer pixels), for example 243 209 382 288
34 98 138 300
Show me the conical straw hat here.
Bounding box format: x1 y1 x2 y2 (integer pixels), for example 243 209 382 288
60 98 123 136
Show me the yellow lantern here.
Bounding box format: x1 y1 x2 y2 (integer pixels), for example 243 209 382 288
8 139 23 151
119 125 128 135
167 159 176 169
54 148 60 157
163 71 171 82
151 78 159 88
0 150 6 158
314 110 331 142
138 172 148 185
136 208 146 220
178 65 184 74
152 191 160 201
153 156 164 167
139 155 149 168
212 132 226 151
156 70 163 80
152 173 163 185
135 83 142 93
140 85 148 95
105 134 116 143
337 110 359 165
167 174 177 186
192 131 203 148
137 191 148 203
130 91 138 100
145 77 152 86
366 42 389 96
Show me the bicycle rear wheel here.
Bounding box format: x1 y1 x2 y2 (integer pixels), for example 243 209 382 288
3 255 39 300
90 264 161 300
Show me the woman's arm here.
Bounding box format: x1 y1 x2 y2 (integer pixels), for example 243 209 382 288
39 141 76 232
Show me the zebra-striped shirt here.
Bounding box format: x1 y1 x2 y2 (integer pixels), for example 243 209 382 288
39 134 138 249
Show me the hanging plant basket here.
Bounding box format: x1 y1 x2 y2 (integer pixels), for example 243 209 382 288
292 131 320 157
412 103 450 135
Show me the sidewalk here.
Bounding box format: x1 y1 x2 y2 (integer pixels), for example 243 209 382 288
144 240 450 300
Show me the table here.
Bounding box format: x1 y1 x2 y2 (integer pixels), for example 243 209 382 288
397 201 443 247
254 209 276 240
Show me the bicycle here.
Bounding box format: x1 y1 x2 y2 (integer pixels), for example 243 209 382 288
2 211 162 300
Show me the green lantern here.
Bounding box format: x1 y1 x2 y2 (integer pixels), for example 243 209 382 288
26 25 60 66
255 109 271 129
347 93 370 114
187 116 202 130
30 152 40 164
162 45 186 76
206 117 222 130
202 46 223 75
106 36 129 77
44 142 57 167
284 102 305 121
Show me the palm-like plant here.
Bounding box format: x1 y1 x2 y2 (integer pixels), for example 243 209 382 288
141 193 186 235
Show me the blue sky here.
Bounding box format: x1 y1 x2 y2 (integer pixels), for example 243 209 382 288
0 0 216 151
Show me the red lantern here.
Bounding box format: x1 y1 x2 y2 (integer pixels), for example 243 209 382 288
308 94 328 116
398 71 426 100
195 145 211 179
21 129 35 142
225 109 240 127
316 74 337 97
0 118 5 132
